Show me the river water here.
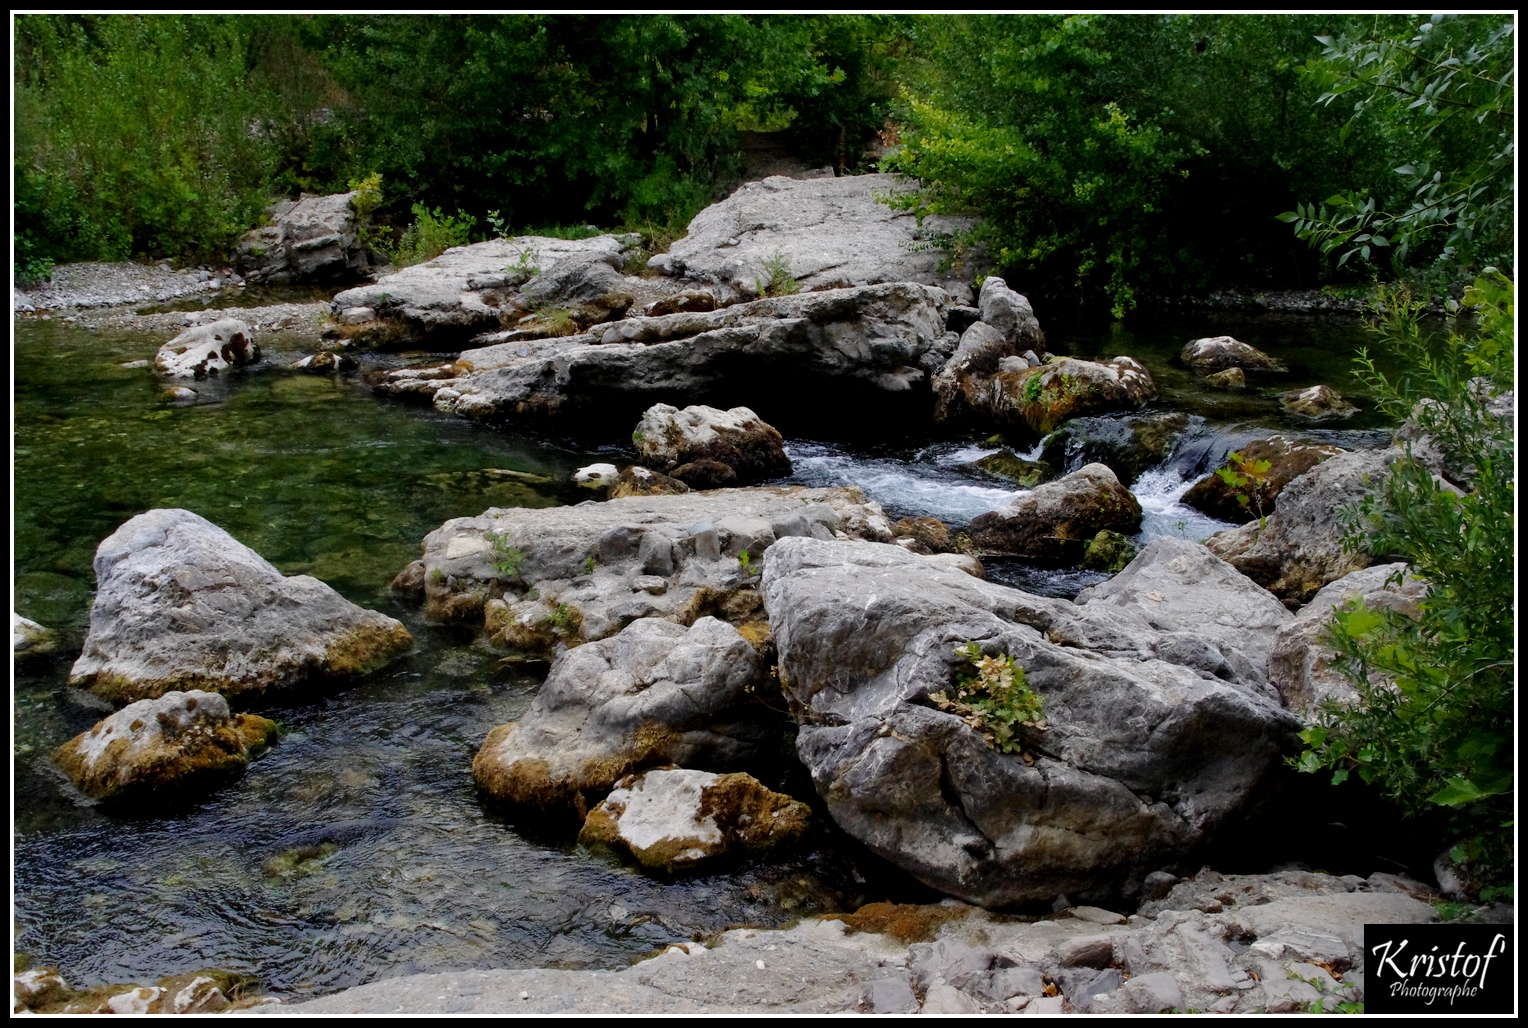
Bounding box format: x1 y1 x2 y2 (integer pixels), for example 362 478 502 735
11 302 1400 996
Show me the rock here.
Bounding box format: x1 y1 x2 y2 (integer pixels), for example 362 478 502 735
858 977 920 1014
521 251 626 306
1076 537 1291 676
13 968 70 1012
574 463 621 491
1180 436 1344 525
610 466 690 498
342 306 376 325
164 385 198 402
153 319 260 379
966 449 1055 488
1266 563 1424 716
1281 384 1359 422
236 192 368 284
1205 447 1399 605
890 516 954 555
977 277 1044 347
669 460 738 490
1118 971 1183 1013
1205 367 1245 390
579 768 811 872
665 173 986 303
643 290 717 317
472 618 772 810
761 537 1300 907
1038 412 1190 486
292 351 359 374
921 983 983 1014
13 613 58 658
1081 530 1136 572
1071 905 1126 925
936 354 1158 440
69 509 413 702
1181 336 1286 373
969 463 1142 564
52 690 276 801
944 304 981 336
633 404 792 484
373 282 951 432
330 234 636 345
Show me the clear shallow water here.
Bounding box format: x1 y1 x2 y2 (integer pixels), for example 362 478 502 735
12 304 1396 995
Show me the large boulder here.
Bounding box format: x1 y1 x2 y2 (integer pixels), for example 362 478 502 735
976 277 1045 350
69 509 413 703
472 617 772 811
761 538 1299 907
1075 538 1291 678
330 234 637 346
1180 436 1345 524
1205 447 1398 605
236 192 368 285
154 320 259 379
661 173 986 303
579 768 811 872
935 355 1157 440
1181 336 1285 373
53 690 276 801
969 464 1142 564
371 282 951 433
1038 412 1191 486
393 486 895 658
1267 563 1425 716
634 404 792 485
521 250 627 306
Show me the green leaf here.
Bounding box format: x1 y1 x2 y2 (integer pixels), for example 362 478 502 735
1427 778 1487 807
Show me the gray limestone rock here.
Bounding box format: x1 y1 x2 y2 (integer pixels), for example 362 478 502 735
1181 335 1286 373
236 192 367 284
633 404 792 484
976 276 1044 350
69 509 413 703
154 319 259 379
969 463 1143 564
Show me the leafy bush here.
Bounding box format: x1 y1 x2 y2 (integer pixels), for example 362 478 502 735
929 641 1045 754
486 531 526 579
383 203 476 269
1215 450 1275 528
1296 272 1514 875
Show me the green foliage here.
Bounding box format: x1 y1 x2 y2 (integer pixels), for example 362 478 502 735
1281 15 1513 275
506 246 540 277
547 602 571 627
486 531 526 579
737 550 760 577
1294 273 1513 874
384 203 476 269
929 641 1045 754
1215 450 1275 528
759 253 801 297
1021 375 1044 404
584 554 598 576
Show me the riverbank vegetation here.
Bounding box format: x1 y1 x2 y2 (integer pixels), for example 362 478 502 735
15 14 1513 308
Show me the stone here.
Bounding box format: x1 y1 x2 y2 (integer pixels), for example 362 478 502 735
1181 336 1286 373
13 968 70 1012
578 768 811 872
1058 935 1114 968
521 250 626 306
331 234 636 345
944 305 981 336
408 486 892 658
762 538 1300 907
936 354 1158 440
1075 537 1292 673
1071 906 1126 926
890 516 954 555
1205 367 1245 390
153 319 259 379
69 509 413 702
977 277 1045 350
1281 384 1359 422
1267 563 1424 715
52 690 276 801
1080 529 1137 573
342 306 376 325
642 290 717 317
164 386 198 402
292 351 359 374
610 466 690 499
966 449 1056 488
665 173 986 303
1118 971 1183 1013
13 613 58 658
373 282 951 431
236 191 368 284
858 977 920 1014
920 983 982 1014
1037 412 1191 487
633 404 792 484
669 460 738 490
1205 447 1399 605
472 618 772 811
969 463 1142 565
1180 436 1344 525
574 463 621 491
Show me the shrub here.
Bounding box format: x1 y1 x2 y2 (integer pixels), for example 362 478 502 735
384 203 476 269
929 641 1045 754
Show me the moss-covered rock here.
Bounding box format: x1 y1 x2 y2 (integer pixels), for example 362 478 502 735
1039 412 1190 486
966 449 1056 487
1180 436 1344 524
634 404 792 485
937 355 1158 440
890 516 955 555
969 464 1143 565
1280 384 1359 422
1081 529 1138 572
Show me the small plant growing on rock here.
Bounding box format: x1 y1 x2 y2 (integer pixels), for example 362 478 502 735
486 532 526 579
760 253 801 298
506 245 540 277
738 550 760 578
548 602 571 627
929 641 1045 755
1216 450 1274 529
1022 374 1045 403
584 554 598 576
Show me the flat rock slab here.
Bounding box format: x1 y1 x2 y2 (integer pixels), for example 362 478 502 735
665 173 986 303
70 509 413 703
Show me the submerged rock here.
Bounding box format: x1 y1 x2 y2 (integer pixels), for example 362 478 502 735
579 768 811 872
662 173 985 303
1038 412 1190 486
1180 336 1286 373
1267 563 1425 716
761 537 1299 907
53 690 276 801
472 617 771 811
292 350 359 374
154 319 260 379
13 613 58 659
1281 384 1359 422
969 463 1142 564
965 449 1056 488
69 509 412 702
634 404 792 484
1180 436 1344 524
236 191 368 285
1204 367 1246 390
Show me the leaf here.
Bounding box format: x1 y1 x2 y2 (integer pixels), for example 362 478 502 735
1428 777 1487 807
